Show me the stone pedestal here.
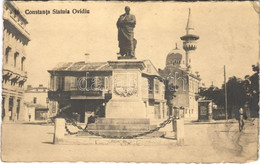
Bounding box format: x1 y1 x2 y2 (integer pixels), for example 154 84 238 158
78 118 164 138
176 119 184 146
106 60 147 119
106 99 146 118
53 118 65 144
117 56 137 60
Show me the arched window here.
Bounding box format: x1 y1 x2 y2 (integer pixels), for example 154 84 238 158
21 56 26 71
5 47 11 64
14 52 19 67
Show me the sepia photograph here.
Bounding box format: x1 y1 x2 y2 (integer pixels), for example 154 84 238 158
1 0 259 163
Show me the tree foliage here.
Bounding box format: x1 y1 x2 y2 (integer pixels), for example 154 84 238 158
199 65 259 118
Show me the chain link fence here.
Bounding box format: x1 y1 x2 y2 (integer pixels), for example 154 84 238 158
53 104 175 139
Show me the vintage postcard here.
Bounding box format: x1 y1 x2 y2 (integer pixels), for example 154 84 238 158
1 0 259 163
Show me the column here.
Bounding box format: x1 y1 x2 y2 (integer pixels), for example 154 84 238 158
53 76 57 91
163 102 166 119
18 98 25 121
3 95 10 122
53 118 65 144
50 75 54 90
176 118 184 146
159 102 163 119
11 96 17 121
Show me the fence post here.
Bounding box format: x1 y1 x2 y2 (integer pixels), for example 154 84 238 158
176 118 184 146
53 118 65 144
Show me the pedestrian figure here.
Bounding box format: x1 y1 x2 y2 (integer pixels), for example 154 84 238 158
28 114 31 122
238 108 244 132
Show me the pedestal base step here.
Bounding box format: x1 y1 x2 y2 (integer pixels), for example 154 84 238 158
77 130 165 138
87 124 156 131
62 136 177 146
76 118 163 138
96 118 150 124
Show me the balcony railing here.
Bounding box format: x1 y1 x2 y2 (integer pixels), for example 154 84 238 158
70 90 103 97
3 64 27 77
48 91 70 101
48 90 112 101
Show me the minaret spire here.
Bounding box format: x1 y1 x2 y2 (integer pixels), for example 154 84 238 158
180 8 199 71
186 8 194 35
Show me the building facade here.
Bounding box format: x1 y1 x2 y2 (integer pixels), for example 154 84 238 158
24 85 49 121
159 9 201 120
159 48 201 119
48 59 167 124
2 1 30 121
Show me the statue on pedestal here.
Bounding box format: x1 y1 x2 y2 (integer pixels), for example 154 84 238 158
116 6 137 59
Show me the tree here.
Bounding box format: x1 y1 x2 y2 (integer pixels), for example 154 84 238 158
199 64 259 119
199 86 224 107
243 65 259 118
224 76 247 118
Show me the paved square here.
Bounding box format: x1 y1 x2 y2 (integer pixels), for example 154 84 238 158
1 119 258 162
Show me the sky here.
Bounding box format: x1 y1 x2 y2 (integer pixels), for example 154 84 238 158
14 1 259 88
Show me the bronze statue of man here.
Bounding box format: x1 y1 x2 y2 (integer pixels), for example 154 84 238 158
117 6 137 58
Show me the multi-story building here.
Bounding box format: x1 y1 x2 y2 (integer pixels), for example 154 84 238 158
159 9 201 120
159 47 201 119
2 1 30 121
24 85 49 121
47 57 167 123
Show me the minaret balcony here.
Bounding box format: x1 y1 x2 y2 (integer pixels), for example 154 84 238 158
180 34 199 41
183 41 197 51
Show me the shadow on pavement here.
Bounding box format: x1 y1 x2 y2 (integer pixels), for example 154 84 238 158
161 136 176 140
185 121 236 125
22 122 54 126
42 142 54 145
215 130 238 132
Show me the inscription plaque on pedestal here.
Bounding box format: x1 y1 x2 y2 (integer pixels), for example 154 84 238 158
105 61 147 118
114 73 138 97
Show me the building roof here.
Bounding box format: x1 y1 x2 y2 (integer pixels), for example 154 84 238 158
24 102 47 108
159 65 201 81
49 61 112 72
168 44 183 55
189 72 202 81
6 1 28 24
166 47 183 67
142 59 160 77
25 84 48 93
48 59 164 80
180 34 199 40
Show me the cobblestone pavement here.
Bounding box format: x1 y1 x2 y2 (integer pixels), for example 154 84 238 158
1 119 258 162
